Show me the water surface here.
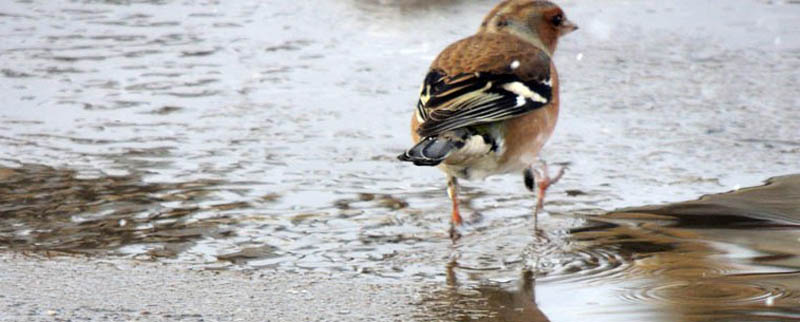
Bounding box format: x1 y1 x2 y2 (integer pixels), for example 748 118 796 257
1 0 799 320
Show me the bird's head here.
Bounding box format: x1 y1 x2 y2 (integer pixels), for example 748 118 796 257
479 0 578 55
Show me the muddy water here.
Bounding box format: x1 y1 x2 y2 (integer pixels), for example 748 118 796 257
1 0 799 320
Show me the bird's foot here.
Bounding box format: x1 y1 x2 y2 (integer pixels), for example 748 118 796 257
532 161 568 215
449 223 462 242
449 204 463 242
532 227 550 243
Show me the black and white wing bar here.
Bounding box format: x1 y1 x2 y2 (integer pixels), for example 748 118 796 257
416 70 552 137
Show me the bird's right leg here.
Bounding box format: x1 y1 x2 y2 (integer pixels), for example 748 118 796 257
523 168 539 231
524 161 566 239
447 176 462 241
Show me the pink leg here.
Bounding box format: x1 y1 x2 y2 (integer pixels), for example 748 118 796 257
524 161 566 230
447 176 462 241
533 162 565 215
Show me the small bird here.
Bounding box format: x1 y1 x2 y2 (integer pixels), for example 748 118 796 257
398 0 577 239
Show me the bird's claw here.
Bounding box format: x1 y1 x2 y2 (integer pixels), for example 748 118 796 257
530 160 568 231
449 223 462 242
532 228 550 243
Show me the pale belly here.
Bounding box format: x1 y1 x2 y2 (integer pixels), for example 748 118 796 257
440 156 510 180
438 130 552 181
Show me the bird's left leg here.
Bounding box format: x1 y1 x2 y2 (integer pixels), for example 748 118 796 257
447 175 462 241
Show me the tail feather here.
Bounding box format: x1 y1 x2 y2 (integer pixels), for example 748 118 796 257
397 136 459 166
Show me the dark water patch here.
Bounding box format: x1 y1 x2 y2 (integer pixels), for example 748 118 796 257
335 193 408 210
140 105 184 115
181 48 218 57
1 119 43 125
0 162 445 274
1 69 34 78
212 22 242 28
162 89 221 98
89 34 148 42
147 33 201 46
0 164 228 257
88 18 178 28
124 80 175 91
50 55 108 62
37 66 89 74
265 40 314 52
122 49 162 58
183 78 220 87
83 79 119 89
59 8 109 15
20 133 117 145
616 174 800 226
82 100 148 110
0 11 36 19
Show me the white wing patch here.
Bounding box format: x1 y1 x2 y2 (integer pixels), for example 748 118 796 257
502 81 548 104
461 135 493 155
515 95 526 107
510 60 520 70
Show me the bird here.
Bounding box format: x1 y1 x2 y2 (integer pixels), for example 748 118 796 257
397 0 577 239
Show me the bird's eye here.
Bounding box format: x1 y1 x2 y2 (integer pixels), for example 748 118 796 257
551 14 564 26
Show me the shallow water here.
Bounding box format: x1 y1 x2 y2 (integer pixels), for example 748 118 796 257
1 0 800 320
418 175 800 321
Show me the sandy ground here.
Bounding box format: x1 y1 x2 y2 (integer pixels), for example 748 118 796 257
0 253 418 322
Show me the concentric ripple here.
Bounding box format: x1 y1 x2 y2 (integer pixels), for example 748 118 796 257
629 261 734 280
537 242 634 284
536 223 676 284
620 280 791 306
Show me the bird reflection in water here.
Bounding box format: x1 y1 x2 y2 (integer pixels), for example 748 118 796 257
420 259 550 322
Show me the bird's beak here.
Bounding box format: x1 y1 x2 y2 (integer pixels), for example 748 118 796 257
559 19 578 35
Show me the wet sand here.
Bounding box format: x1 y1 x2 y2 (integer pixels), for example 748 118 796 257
0 253 418 322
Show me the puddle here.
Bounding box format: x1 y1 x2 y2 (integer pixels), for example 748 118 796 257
0 164 228 258
2 169 799 320
418 174 800 321
1 0 799 320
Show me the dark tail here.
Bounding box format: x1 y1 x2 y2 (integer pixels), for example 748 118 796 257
397 136 459 166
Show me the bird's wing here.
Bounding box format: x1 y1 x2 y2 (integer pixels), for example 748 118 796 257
415 35 553 138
